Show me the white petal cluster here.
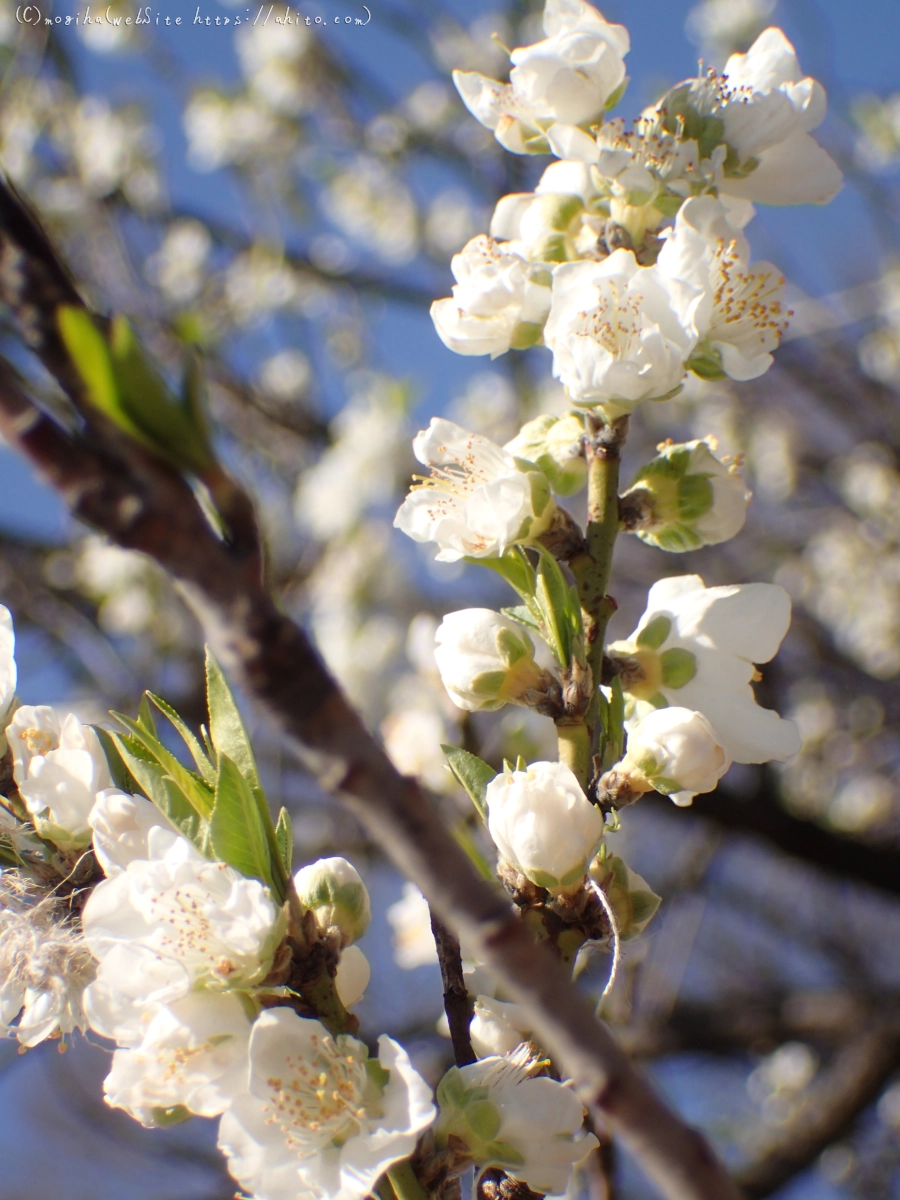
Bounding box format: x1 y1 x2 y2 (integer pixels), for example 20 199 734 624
431 236 552 359
387 883 439 970
8 705 112 851
0 604 16 723
486 760 605 891
437 1045 599 1194
394 418 554 561
218 1008 436 1200
469 995 534 1060
609 574 801 765
434 609 550 712
454 0 628 155
615 706 731 806
657 197 789 381
543 249 694 414
88 787 178 877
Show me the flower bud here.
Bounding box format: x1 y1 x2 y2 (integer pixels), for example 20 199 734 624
620 438 749 552
293 857 371 946
589 852 660 941
469 995 533 1059
609 706 731 806
486 760 604 891
504 414 587 496
434 610 556 713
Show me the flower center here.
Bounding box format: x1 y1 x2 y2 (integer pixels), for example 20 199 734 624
574 281 644 360
262 1031 371 1153
711 240 791 346
21 728 57 757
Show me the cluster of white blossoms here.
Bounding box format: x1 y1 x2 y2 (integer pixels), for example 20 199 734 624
391 0 841 1175
0 604 601 1200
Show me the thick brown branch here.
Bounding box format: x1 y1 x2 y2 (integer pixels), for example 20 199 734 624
429 907 475 1067
0 378 742 1200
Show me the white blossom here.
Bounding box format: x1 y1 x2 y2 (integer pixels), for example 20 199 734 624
543 250 694 414
394 419 555 562
434 609 552 712
621 437 750 551
657 196 789 380
608 574 801 764
8 706 112 851
88 788 178 878
612 706 731 806
293 857 371 947
82 832 285 1014
436 1045 598 1194
454 0 629 155
663 27 842 205
486 760 605 891
0 604 15 723
430 236 552 359
103 991 252 1126
386 883 438 970
469 995 534 1059
218 1009 435 1200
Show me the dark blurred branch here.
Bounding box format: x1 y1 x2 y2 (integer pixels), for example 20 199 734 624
430 906 475 1067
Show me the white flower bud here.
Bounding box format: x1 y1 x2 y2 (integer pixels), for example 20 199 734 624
335 944 371 1008
486 760 604 891
505 414 587 496
8 706 112 851
621 438 749 551
614 706 731 806
293 856 371 947
430 236 552 359
469 995 533 1059
394 419 555 562
434 609 552 713
436 1045 598 1195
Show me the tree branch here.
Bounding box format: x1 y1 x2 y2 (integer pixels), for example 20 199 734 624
429 906 475 1067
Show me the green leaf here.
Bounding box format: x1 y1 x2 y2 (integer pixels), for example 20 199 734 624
441 745 496 823
147 692 216 785
451 820 495 881
112 711 214 819
535 547 572 666
467 550 536 602
137 694 158 737
500 605 543 635
206 649 263 800
275 807 293 875
210 754 276 892
93 725 139 793
57 307 125 427
112 732 208 850
109 315 213 476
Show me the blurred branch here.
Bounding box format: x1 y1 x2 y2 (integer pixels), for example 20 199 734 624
735 1015 900 1198
429 906 475 1067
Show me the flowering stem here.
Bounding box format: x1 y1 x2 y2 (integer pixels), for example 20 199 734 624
387 1158 430 1200
565 415 629 786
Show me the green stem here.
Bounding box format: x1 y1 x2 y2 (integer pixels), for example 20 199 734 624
563 414 629 786
556 722 592 783
386 1159 429 1200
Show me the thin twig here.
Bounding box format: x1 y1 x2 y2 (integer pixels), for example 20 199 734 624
429 906 475 1067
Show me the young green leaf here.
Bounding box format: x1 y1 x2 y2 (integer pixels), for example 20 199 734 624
93 725 140 794
205 649 263 799
535 548 572 666
500 605 543 635
275 807 293 875
441 745 496 823
469 549 536 601
210 753 276 894
111 711 214 819
147 692 216 786
137 694 158 738
112 732 209 851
